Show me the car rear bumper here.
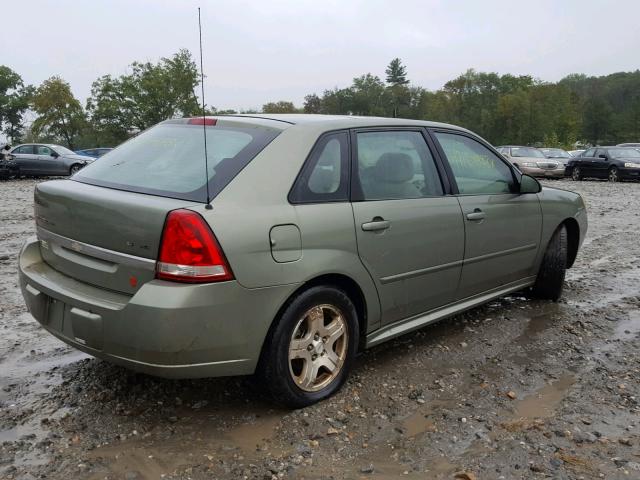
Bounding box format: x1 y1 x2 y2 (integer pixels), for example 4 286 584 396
18 237 297 378
518 166 566 178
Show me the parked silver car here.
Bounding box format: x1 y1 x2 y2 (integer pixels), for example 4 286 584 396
10 144 94 176
497 146 566 178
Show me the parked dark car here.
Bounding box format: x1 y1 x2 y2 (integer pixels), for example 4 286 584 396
567 146 640 182
75 147 113 158
10 144 94 176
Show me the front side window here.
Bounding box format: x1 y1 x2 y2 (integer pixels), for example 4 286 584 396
434 132 515 195
289 131 349 203
37 146 52 156
582 148 596 158
356 130 443 200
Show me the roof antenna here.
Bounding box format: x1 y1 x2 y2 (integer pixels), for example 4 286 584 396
198 7 213 209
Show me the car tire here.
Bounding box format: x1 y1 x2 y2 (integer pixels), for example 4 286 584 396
531 225 567 301
258 286 359 408
571 166 582 181
69 164 83 175
608 166 619 183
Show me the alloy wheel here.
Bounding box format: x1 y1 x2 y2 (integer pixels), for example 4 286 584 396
70 164 83 175
608 167 619 182
288 304 348 392
572 167 581 181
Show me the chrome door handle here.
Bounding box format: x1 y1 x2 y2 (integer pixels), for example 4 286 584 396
466 209 486 221
362 219 390 231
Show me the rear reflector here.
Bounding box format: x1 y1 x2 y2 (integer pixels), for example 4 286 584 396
156 209 233 283
188 117 217 126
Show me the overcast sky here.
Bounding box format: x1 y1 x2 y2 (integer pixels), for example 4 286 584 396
2 0 640 111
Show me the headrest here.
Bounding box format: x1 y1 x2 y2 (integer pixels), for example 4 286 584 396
374 153 414 183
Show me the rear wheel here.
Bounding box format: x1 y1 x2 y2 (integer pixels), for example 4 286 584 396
571 166 582 181
608 166 619 182
531 225 567 301
69 164 83 175
258 286 359 408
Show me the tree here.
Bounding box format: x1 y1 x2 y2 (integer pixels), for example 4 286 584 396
0 66 33 143
31 76 86 149
303 94 321 114
87 49 200 145
262 101 298 113
385 58 409 86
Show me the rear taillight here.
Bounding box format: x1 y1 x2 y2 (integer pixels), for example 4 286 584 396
156 209 233 283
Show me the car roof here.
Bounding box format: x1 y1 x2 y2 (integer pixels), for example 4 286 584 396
199 113 473 133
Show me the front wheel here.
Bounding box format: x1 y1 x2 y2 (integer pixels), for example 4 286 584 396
69 164 83 175
531 225 567 301
258 286 359 408
571 166 582 181
608 166 619 182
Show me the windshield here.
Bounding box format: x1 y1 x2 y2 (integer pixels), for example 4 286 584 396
53 145 75 155
609 148 640 159
510 147 545 158
74 121 281 202
541 148 571 158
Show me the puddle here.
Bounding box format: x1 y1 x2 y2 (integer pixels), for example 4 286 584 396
512 374 575 420
612 311 640 342
88 411 285 479
225 413 281 452
402 410 438 438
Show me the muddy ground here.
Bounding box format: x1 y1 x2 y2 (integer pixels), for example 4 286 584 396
1 178 639 480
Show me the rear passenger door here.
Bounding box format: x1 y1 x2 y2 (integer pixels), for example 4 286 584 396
350 129 465 325
11 145 37 173
431 130 542 299
579 148 597 176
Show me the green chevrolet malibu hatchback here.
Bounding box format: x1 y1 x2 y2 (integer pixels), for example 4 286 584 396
19 115 587 407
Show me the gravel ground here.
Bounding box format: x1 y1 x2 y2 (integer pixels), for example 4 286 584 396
1 178 639 480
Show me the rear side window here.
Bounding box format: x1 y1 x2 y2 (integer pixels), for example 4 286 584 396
289 131 349 203
434 131 515 195
74 122 280 202
355 130 443 200
14 145 34 154
582 148 596 157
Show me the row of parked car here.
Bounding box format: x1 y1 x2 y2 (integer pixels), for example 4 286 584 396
496 144 640 182
0 144 112 178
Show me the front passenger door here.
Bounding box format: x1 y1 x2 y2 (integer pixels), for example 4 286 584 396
431 131 542 299
351 129 465 325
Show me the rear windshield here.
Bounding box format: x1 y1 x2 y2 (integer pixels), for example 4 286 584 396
74 121 281 202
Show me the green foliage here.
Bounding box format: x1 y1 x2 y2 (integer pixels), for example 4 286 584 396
385 58 409 86
0 66 34 143
262 101 298 113
31 76 87 149
87 49 200 146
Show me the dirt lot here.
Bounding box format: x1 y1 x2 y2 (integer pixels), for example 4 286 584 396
1 178 639 480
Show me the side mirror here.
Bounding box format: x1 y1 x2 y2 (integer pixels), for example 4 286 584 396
51 151 59 158
519 174 541 194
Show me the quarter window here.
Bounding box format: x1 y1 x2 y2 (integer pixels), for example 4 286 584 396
355 130 443 200
434 132 515 195
289 131 349 203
